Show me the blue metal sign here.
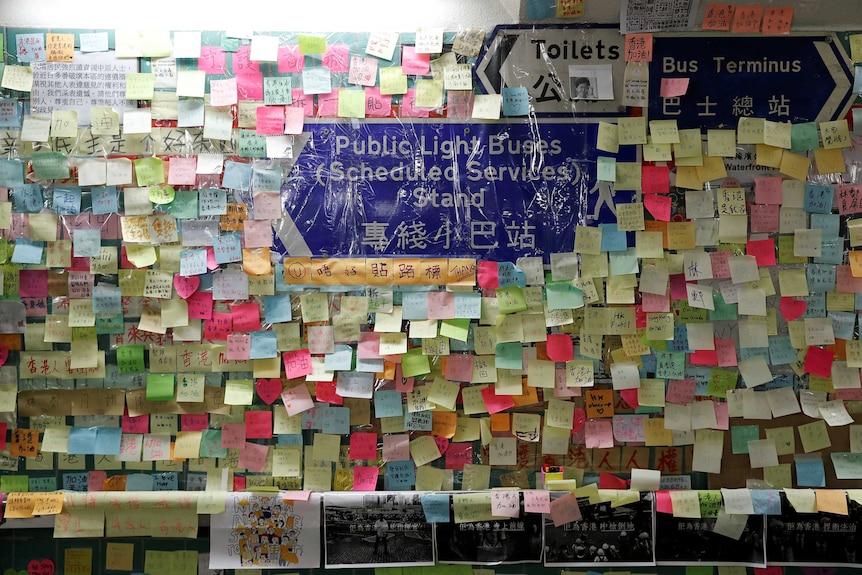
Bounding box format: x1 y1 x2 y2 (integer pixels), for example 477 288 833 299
648 35 854 129
276 122 635 262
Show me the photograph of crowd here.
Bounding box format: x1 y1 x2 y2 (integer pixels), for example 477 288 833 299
654 512 766 566
543 492 655 566
323 493 435 568
766 493 862 566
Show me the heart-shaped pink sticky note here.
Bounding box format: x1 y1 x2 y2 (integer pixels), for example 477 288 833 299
255 378 283 405
0 344 8 368
434 436 449 455
174 274 201 299
27 559 54 575
780 297 806 322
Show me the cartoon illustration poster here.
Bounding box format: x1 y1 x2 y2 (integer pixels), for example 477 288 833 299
209 492 321 570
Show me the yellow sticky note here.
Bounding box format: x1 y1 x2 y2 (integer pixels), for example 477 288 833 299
756 143 784 168
707 129 736 157
596 121 619 153
763 120 791 149
813 147 846 175
64 548 93 575
223 379 254 405
779 150 810 181
649 119 680 144
415 79 444 108
51 110 78 139
409 435 442 466
338 89 366 118
105 542 134 571
618 116 647 145
379 67 408 95
798 419 831 453
298 34 326 55
851 34 862 63
312 433 341 462
125 73 155 100
453 492 495 523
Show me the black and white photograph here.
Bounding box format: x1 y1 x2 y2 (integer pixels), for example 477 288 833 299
544 491 655 567
568 64 615 100
435 495 544 564
323 492 435 569
654 512 767 567
766 493 862 566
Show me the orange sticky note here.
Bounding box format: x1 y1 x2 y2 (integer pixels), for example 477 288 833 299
731 5 765 33
432 411 458 438
220 203 248 231
366 258 394 286
311 258 365 285
10 428 39 458
849 251 862 278
762 7 794 35
46 34 75 63
702 4 734 30
283 257 311 284
418 258 448 285
625 34 653 62
490 413 510 432
394 258 422 285
585 389 614 419
242 247 272 276
815 489 848 515
447 258 477 286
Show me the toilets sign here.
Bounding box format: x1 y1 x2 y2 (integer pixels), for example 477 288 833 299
648 34 854 129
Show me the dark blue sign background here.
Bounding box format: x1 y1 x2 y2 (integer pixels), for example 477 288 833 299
648 35 853 129
279 122 635 262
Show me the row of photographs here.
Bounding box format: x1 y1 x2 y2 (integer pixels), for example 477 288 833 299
318 492 861 569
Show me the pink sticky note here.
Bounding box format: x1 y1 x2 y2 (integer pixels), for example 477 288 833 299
446 90 474 118
619 388 639 409
232 46 260 74
358 332 382 359
277 45 305 73
209 77 238 107
282 348 313 378
585 419 614 449
353 466 380 491
349 432 379 460
226 333 251 360
19 270 48 297
168 156 197 186
549 493 582 526
199 46 227 74
655 490 674 513
669 274 689 301
322 44 350 73
401 46 431 75
231 302 262 331
245 410 273 439
281 383 315 416
754 176 783 204
690 349 718 366
315 381 343 405
710 251 732 279
187 290 213 320
665 379 696 405
252 191 281 220
400 88 430 118
642 291 670 312
236 71 264 100
427 291 455 320
644 193 671 221
642 165 671 194
238 442 269 472
220 423 246 449
317 89 340 117
804 346 834 378
713 401 729 430
88 470 107 492
255 105 285 135
122 413 148 434
444 354 474 382
445 443 473 470
546 334 574 362
290 89 314 117
242 219 273 248
715 338 738 367
836 266 862 293
524 490 551 514
382 434 410 461
660 77 690 97
746 238 776 266
554 368 579 398
480 386 515 414
492 491 521 518
285 106 306 134
750 204 780 233
599 472 628 489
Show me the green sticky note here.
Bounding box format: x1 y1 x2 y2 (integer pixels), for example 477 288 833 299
731 425 761 454
338 89 366 119
166 191 198 219
133 156 165 186
440 318 470 342
546 282 584 310
708 290 737 321
790 121 819 153
0 475 29 492
31 152 70 180
686 566 714 575
146 373 175 401
297 34 326 55
597 156 616 182
655 351 684 380
116 344 145 373
125 72 155 100
401 348 431 378
379 67 408 95
221 36 240 52
200 429 228 458
777 235 807 264
495 342 523 370
495 285 527 315
239 130 266 158
698 491 723 518
707 367 739 398
675 300 709 323
263 76 293 105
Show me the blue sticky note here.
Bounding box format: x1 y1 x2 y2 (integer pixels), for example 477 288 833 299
374 390 404 418
495 342 524 370
0 99 24 130
404 411 433 431
670 325 690 352
93 284 122 315
73 228 101 257
16 33 45 62
546 282 584 310
384 460 416 489
264 294 293 323
501 86 530 117
768 336 797 366
91 186 119 215
320 406 350 435
126 473 155 491
199 188 227 216
53 187 82 215
62 472 89 491
301 66 332 95
250 330 278 359
67 427 98 454
12 184 44 212
453 292 481 319
815 237 844 265
750 490 783 514
738 348 769 362
810 213 840 238
277 434 303 446
0 159 24 187
355 357 384 372
401 291 429 320
180 248 208 276
526 0 556 19
831 311 856 340
807 263 836 292
599 223 628 252
420 493 451 523
94 428 122 455
11 238 43 264
213 233 242 264
795 457 826 487
803 292 827 318
167 191 199 219
803 183 834 214
222 160 252 191
498 262 526 288
324 344 353 371
153 472 179 490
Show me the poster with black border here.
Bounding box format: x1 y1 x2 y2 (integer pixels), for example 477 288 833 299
766 492 862 566
323 492 436 569
654 511 766 567
435 493 544 565
209 492 321 570
544 491 656 566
